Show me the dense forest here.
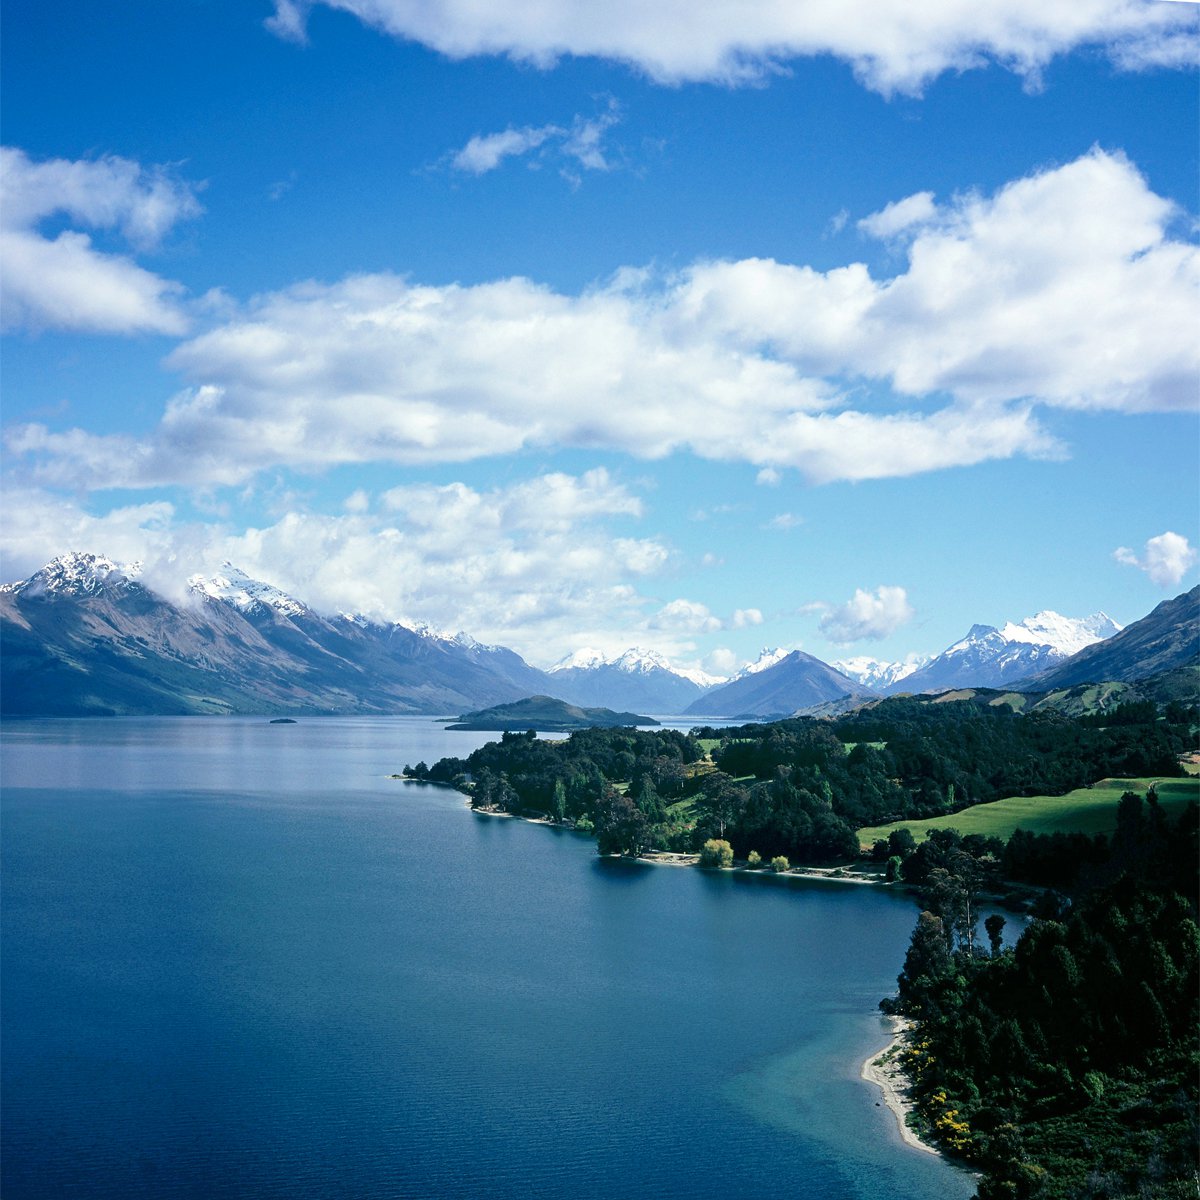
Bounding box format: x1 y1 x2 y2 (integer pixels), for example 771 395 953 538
883 791 1198 1199
407 692 1193 864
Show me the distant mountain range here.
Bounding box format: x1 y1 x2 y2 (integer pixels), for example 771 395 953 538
1 553 1195 717
682 650 869 719
0 554 553 716
546 647 719 714
881 610 1123 695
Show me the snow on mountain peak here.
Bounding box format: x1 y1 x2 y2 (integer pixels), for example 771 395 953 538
999 610 1122 656
188 563 308 617
547 645 725 688
733 648 790 679
6 552 143 597
833 653 933 690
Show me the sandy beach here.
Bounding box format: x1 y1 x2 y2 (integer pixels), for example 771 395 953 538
862 1016 941 1157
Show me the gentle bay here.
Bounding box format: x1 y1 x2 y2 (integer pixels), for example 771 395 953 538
1 717 975 1199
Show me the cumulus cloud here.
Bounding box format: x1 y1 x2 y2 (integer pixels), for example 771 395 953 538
732 608 763 628
1114 531 1198 589
818 585 915 644
265 0 1198 95
0 146 202 335
9 152 1195 490
0 470 691 665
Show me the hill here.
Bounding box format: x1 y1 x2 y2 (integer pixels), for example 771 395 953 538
445 695 657 731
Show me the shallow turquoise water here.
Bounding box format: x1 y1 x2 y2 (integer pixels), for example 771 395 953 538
1 717 975 1198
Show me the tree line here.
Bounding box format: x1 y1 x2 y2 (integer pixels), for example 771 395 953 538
407 693 1190 866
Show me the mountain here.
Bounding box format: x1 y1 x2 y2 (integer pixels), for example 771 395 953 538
682 650 869 719
0 553 558 716
1019 586 1199 690
445 695 656 731
890 610 1122 695
833 653 933 691
546 646 721 714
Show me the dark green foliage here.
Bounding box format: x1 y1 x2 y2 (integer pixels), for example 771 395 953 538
417 696 1191 869
884 796 1200 1198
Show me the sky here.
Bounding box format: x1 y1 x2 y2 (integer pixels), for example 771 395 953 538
1 0 1198 676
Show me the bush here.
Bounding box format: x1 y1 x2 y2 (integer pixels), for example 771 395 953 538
747 850 762 869
770 855 790 873
700 838 734 868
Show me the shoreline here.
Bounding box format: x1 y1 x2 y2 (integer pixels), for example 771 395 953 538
862 1016 941 1157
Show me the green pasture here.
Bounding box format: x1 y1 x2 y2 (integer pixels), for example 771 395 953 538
857 776 1199 848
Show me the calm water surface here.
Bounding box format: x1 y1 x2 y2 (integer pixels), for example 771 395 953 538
1 717 975 1199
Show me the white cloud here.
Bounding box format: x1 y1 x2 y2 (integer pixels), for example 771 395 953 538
0 471 690 665
702 647 739 676
1114 531 1198 589
732 608 763 627
451 125 562 174
818 585 915 644
765 513 803 531
9 153 1195 490
857 191 937 239
447 102 621 177
648 598 722 634
266 0 1198 95
0 146 202 335
755 467 782 486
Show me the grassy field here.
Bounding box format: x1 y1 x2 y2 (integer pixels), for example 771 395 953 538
857 776 1200 848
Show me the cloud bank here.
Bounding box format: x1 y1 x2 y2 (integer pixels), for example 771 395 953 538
0 147 202 335
266 0 1198 94
10 151 1195 492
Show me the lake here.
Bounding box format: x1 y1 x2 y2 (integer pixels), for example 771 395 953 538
1 716 976 1199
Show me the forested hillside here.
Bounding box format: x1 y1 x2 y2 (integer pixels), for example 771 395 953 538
883 791 1198 1198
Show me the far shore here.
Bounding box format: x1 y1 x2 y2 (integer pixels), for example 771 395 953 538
862 1016 943 1157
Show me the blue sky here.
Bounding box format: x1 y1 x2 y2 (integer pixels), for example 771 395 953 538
2 0 1198 674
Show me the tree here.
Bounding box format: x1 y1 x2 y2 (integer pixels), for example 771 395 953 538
593 788 650 857
700 838 734 868
770 855 790 873
985 913 1006 957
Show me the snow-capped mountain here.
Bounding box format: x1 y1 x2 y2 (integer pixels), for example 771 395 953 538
683 649 870 719
1 553 557 717
895 610 1122 695
730 647 790 680
832 653 933 691
188 563 308 617
1 551 143 598
547 646 721 714
997 611 1121 657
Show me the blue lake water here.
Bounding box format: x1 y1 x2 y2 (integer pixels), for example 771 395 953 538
1 717 976 1199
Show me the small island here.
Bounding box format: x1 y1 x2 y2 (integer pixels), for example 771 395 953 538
444 694 657 732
